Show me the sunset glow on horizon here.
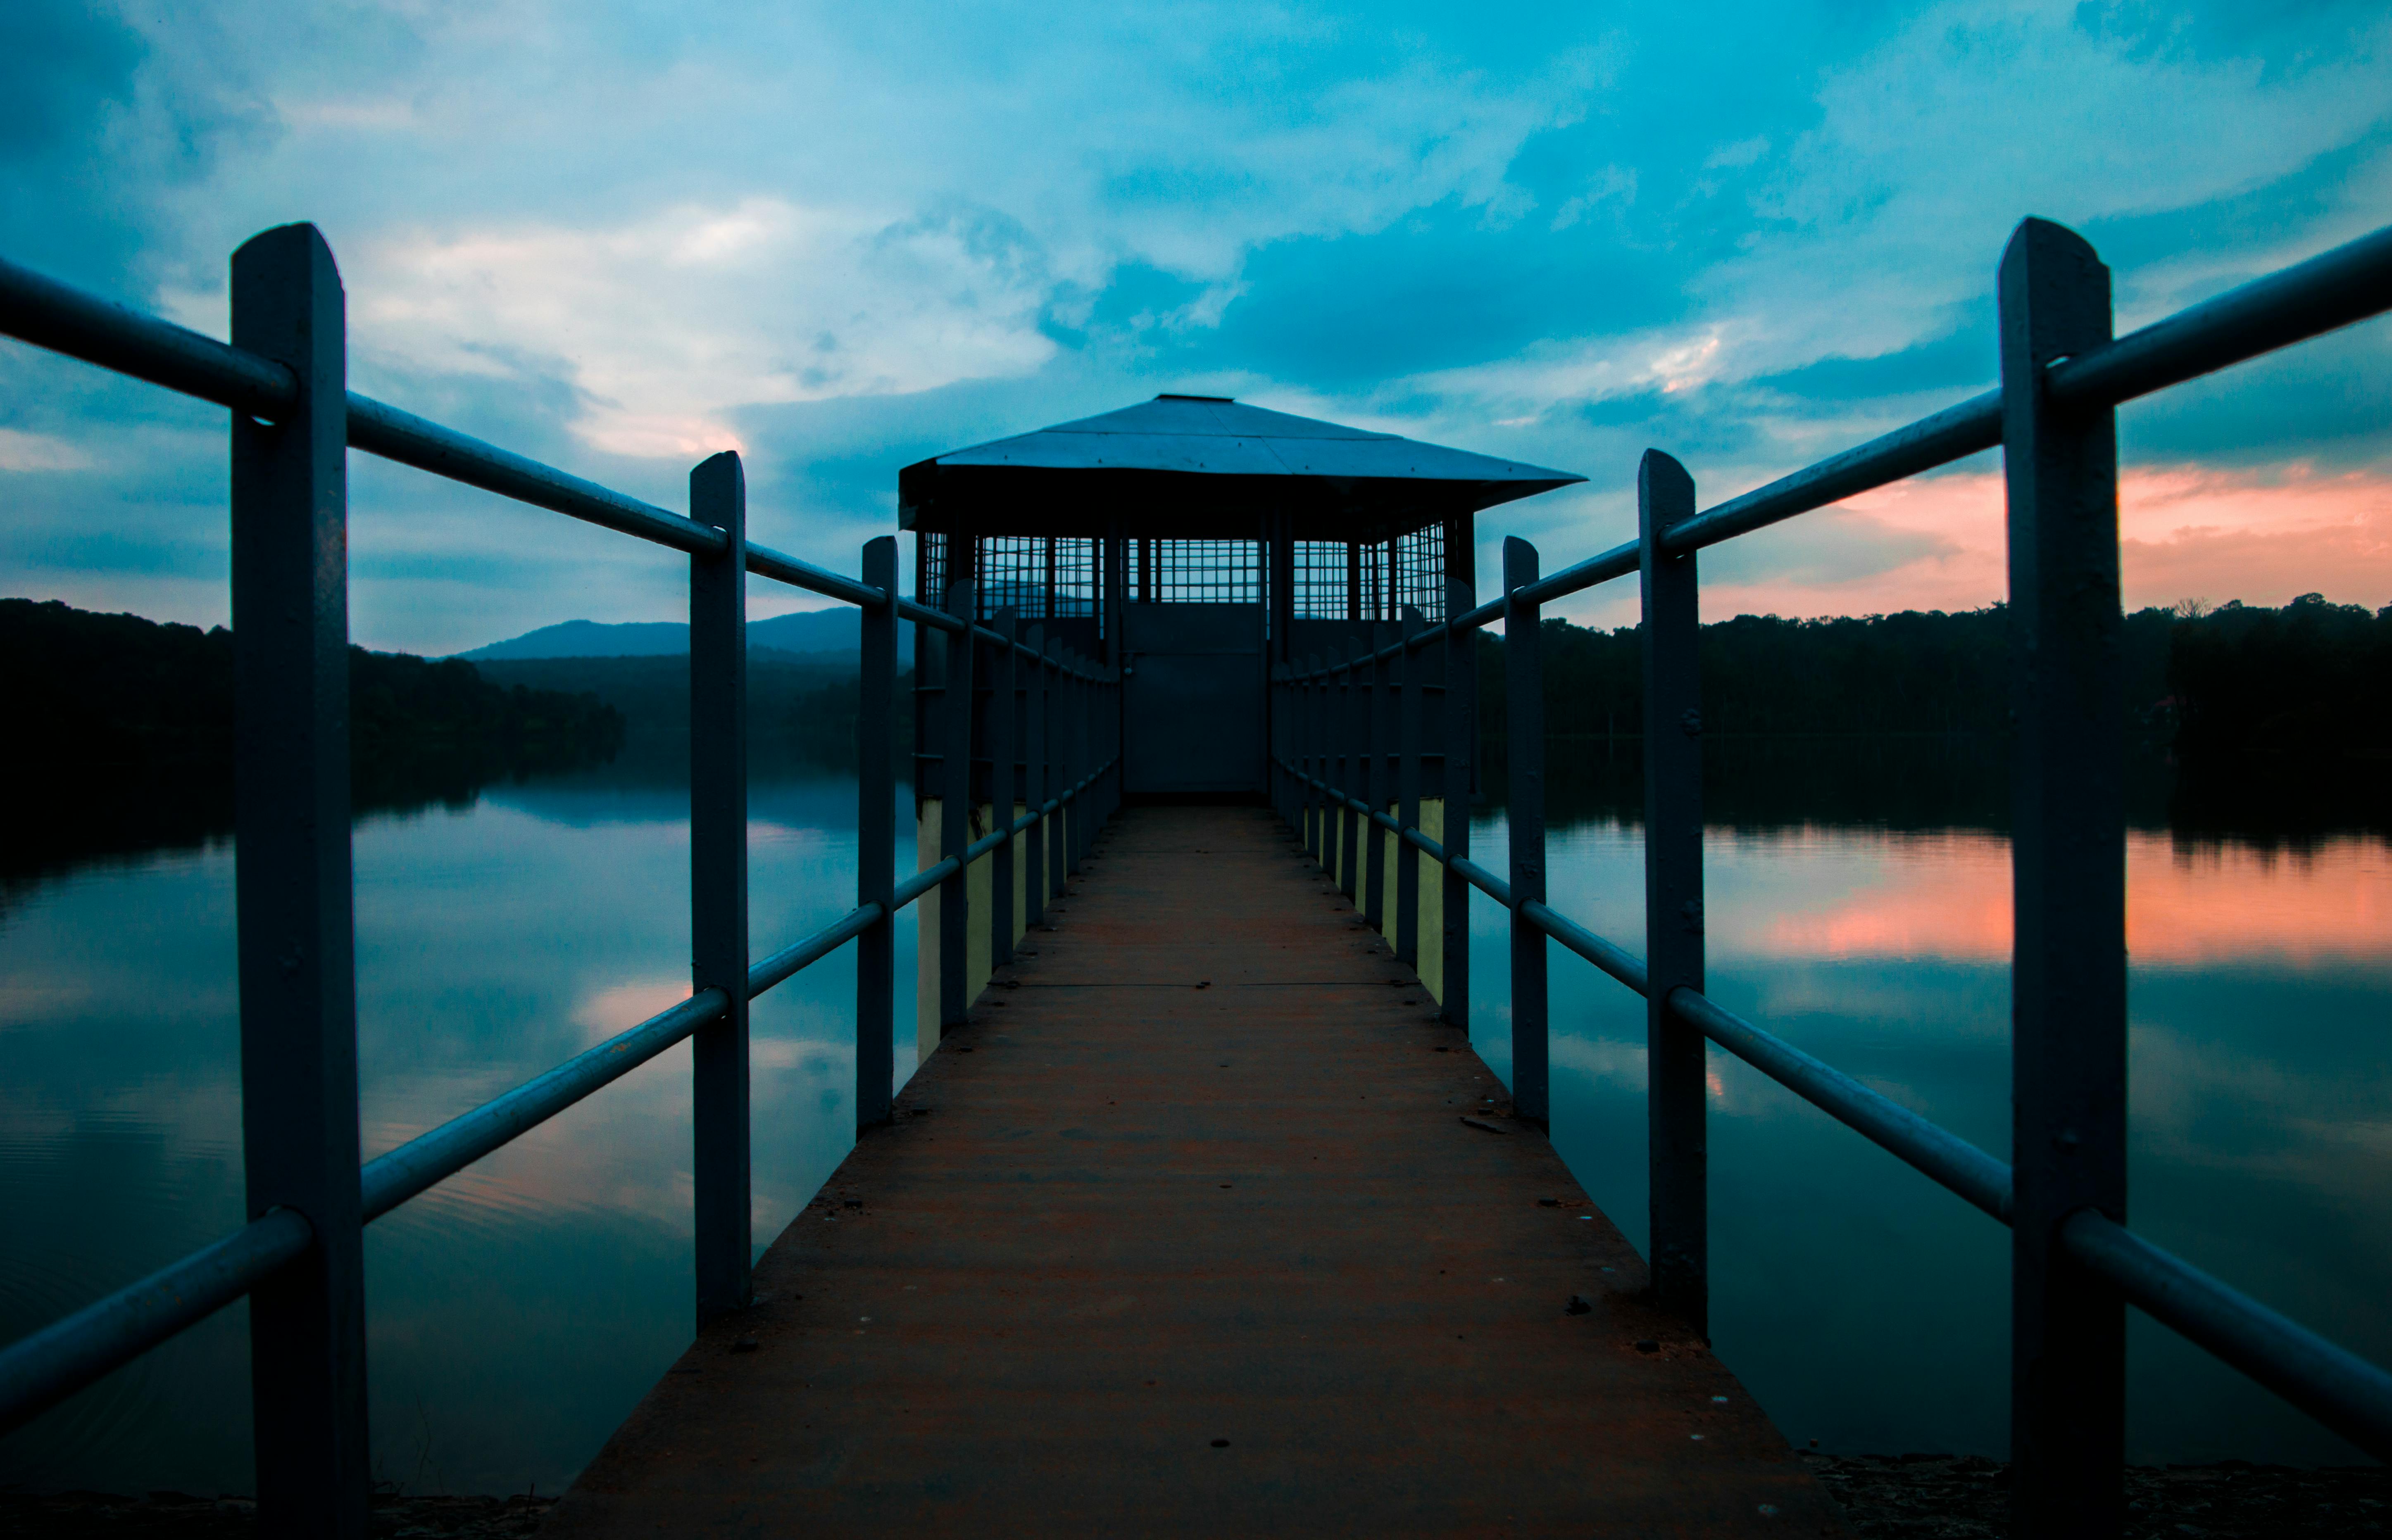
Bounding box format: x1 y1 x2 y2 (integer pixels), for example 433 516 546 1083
1748 829 2392 968
3 1 2384 653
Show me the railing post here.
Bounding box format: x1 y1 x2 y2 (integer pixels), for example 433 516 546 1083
1095 660 1114 822
1268 664 1282 820
689 449 750 1325
1396 608 1424 969
1284 666 1298 830
989 611 1018 969
1067 651 1088 873
1364 623 1392 935
2002 216 2126 1538
1305 656 1324 861
1274 666 1290 825
1441 580 1473 1032
1022 624 1047 930
1098 659 1113 831
1501 538 1548 1127
1045 638 1067 900
1339 645 1364 900
229 222 368 1540
1056 652 1075 873
1639 450 1706 1335
855 536 898 1130
938 583 976 1038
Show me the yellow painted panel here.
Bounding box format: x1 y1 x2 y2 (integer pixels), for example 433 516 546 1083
915 800 941 1061
1417 797 1444 1004
965 803 992 1007
919 799 1006 1062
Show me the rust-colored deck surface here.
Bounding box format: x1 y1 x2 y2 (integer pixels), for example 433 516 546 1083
545 805 1842 1538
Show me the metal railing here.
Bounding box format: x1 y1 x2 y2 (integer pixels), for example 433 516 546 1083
0 223 1123 1535
1269 216 2392 1531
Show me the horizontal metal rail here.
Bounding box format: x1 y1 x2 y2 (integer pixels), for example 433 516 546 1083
0 750 1120 1433
889 758 1117 908
0 241 1136 1500
2062 1211 2392 1460
0 254 296 418
1521 900 1647 996
14 229 2389 678
745 543 885 609
2044 223 2392 415
893 595 1102 677
0 1207 313 1437
1659 395 1999 556
897 596 967 635
361 990 731 1222
1296 756 2012 1217
1664 226 2392 557
1667 988 2015 1222
369 855 974 1229
749 903 884 998
1 254 920 609
960 760 1119 864
1284 754 2392 1449
890 856 961 913
10 212 2386 1500
0 946 736 1430
345 395 729 558
1276 221 2392 682
1448 854 1511 907
1300 749 2012 1219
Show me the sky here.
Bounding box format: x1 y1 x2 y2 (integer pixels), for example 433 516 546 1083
2 0 2387 654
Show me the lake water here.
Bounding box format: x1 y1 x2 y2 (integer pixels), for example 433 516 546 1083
2 747 2385 1494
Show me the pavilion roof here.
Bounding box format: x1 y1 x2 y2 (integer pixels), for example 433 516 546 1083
898 394 1583 540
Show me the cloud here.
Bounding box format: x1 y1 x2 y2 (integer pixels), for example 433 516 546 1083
2 0 2385 653
1657 462 2392 626
0 428 95 471
325 196 1062 459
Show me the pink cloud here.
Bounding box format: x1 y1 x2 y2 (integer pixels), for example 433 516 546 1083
1668 462 2392 623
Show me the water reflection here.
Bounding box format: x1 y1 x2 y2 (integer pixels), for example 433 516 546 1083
0 762 916 1496
2 737 2385 1493
1467 798 2391 1466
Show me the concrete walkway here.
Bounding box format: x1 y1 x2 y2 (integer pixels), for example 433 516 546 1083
545 804 1842 1537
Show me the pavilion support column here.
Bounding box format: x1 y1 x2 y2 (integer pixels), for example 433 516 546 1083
1396 606 1424 970
1364 621 1393 938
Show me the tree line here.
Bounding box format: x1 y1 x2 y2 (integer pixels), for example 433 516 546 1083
1474 596 2389 757
1464 595 2391 842
2 599 625 881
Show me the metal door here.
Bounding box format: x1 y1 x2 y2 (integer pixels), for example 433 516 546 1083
1122 602 1264 794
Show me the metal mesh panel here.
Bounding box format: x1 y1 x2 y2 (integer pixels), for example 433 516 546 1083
1290 532 1446 622
916 533 1100 618
976 535 1097 620
1357 541 1387 621
1393 524 1445 621
918 531 949 608
1133 538 1260 604
1292 540 1349 619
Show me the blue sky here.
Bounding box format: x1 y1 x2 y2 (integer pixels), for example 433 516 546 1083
2 0 2387 653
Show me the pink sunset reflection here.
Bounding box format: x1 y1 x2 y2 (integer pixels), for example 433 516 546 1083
1751 832 2391 968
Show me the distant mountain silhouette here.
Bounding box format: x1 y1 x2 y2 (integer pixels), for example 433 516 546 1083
460 607 915 662
0 598 626 886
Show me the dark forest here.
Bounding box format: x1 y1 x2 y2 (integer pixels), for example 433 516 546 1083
1468 595 2391 840
2 599 623 880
